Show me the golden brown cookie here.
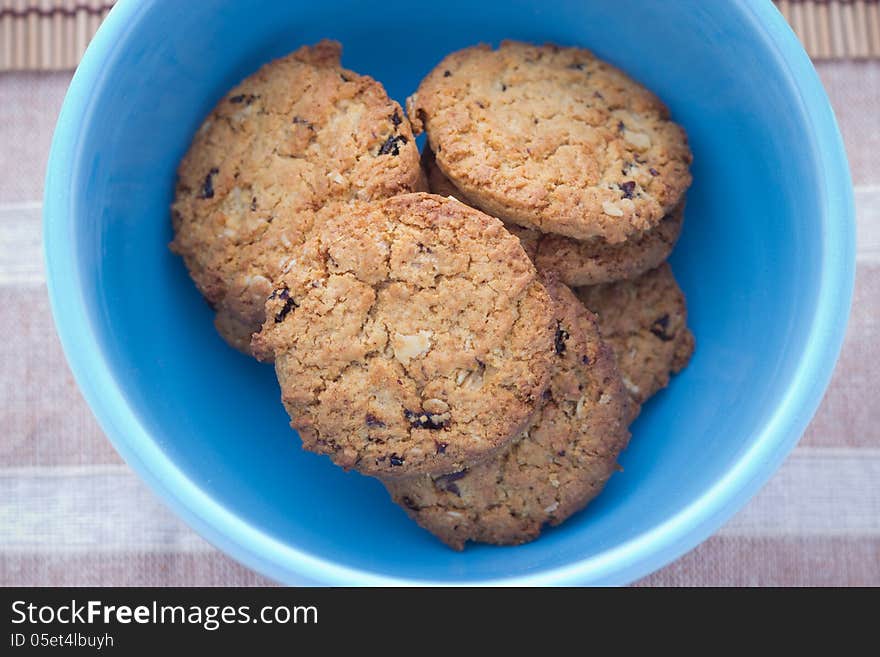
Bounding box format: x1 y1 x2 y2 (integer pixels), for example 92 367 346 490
384 279 632 549
252 193 557 478
576 264 695 404
409 41 692 243
533 206 683 287
171 40 421 352
421 146 538 259
421 148 684 286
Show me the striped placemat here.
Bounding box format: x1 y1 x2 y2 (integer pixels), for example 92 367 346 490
0 1 878 71
0 60 878 586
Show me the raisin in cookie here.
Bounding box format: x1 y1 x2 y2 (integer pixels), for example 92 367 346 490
171 40 421 352
409 41 692 243
421 148 684 286
252 193 557 477
384 278 632 549
576 263 694 404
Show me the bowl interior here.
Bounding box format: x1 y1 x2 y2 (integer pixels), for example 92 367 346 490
50 0 844 584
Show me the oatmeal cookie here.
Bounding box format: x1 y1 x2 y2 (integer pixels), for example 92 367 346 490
384 279 632 548
421 147 684 286
252 193 557 477
409 41 692 243
576 263 694 404
171 40 421 352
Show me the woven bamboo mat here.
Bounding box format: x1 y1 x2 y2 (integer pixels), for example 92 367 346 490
0 1 879 71
778 0 880 58
0 1 113 70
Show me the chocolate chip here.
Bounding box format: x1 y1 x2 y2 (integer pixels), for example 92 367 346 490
390 110 402 127
649 167 660 176
292 116 313 128
443 70 451 77
389 454 405 466
340 72 350 82
378 134 408 156
404 409 449 430
500 82 507 91
533 118 539 125
593 91 604 99
434 441 448 454
617 120 625 133
620 181 636 199
401 496 418 510
417 242 432 254
650 314 675 341
542 388 552 401
476 101 485 109
250 197 257 211
365 413 386 428
557 450 566 457
229 94 258 104
445 483 461 497
269 288 298 323
199 167 219 199
581 354 590 365
554 322 570 355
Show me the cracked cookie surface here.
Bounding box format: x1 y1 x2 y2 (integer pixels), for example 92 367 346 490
384 278 632 549
422 148 685 286
409 41 692 243
170 40 421 353
252 193 557 477
576 263 694 405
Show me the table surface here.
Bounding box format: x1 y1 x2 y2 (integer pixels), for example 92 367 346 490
0 61 877 586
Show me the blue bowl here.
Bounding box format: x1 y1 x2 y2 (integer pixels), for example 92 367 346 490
44 0 854 585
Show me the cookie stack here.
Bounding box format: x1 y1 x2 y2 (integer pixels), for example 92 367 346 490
171 40 423 353
171 40 695 550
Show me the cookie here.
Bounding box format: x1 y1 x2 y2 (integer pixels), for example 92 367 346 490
575 264 694 404
409 41 692 243
533 205 683 287
171 40 421 352
421 148 684 286
384 278 632 549
251 193 557 477
208 204 329 354
422 146 540 260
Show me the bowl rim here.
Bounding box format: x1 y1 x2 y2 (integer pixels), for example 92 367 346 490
43 0 856 586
